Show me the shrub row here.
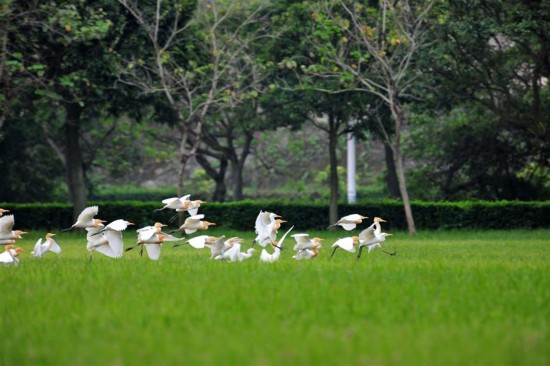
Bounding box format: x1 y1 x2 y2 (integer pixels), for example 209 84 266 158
1 200 549 231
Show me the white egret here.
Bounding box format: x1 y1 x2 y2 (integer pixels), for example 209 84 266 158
293 243 321 260
126 224 184 259
86 224 124 260
173 235 217 249
32 233 62 257
0 244 22 265
137 234 184 260
254 211 286 247
175 199 205 217
205 235 227 259
259 226 294 263
62 206 105 231
292 234 322 260
155 194 191 211
174 214 215 235
357 219 395 259
221 241 256 262
328 214 368 231
0 215 27 240
329 236 360 258
214 237 246 261
291 233 323 251
92 219 134 235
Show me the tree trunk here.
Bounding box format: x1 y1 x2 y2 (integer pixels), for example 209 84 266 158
64 102 87 221
389 96 416 234
196 153 228 202
212 158 228 202
328 116 339 226
231 160 245 201
384 143 400 198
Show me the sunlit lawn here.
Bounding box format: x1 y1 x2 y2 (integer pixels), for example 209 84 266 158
1 228 549 365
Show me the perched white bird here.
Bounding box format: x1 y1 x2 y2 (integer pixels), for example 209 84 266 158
330 236 360 258
328 214 368 231
32 233 62 257
259 226 294 263
0 215 26 241
86 224 124 260
175 214 215 235
0 244 22 265
292 234 322 260
254 211 285 247
173 235 217 249
63 206 105 231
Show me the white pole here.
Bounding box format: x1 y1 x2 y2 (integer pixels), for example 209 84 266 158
347 131 357 204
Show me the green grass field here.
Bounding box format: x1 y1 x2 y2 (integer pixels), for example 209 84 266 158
1 229 549 365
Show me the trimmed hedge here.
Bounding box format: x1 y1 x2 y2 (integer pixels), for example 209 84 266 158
1 200 549 231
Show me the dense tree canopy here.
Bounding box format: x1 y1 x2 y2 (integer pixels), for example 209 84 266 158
1 0 548 207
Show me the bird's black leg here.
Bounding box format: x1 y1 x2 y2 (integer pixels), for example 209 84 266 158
330 246 338 259
139 246 144 257
357 246 364 260
382 249 397 256
89 252 93 261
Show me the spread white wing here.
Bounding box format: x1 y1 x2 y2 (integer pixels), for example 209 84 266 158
77 206 98 222
49 239 62 254
332 237 356 252
0 215 15 235
145 244 162 260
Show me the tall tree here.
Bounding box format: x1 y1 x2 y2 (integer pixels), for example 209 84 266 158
297 0 437 234
118 0 269 196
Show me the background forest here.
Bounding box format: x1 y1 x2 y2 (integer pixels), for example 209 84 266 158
1 0 548 216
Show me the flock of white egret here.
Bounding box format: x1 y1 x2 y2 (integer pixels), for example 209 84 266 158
0 195 395 265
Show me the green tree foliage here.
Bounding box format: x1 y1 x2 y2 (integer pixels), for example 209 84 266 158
411 0 550 200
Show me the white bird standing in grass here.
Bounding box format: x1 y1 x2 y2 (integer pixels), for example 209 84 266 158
0 244 23 265
328 214 368 231
174 214 215 235
329 236 361 259
0 215 27 241
259 226 294 263
62 206 105 231
32 233 62 257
